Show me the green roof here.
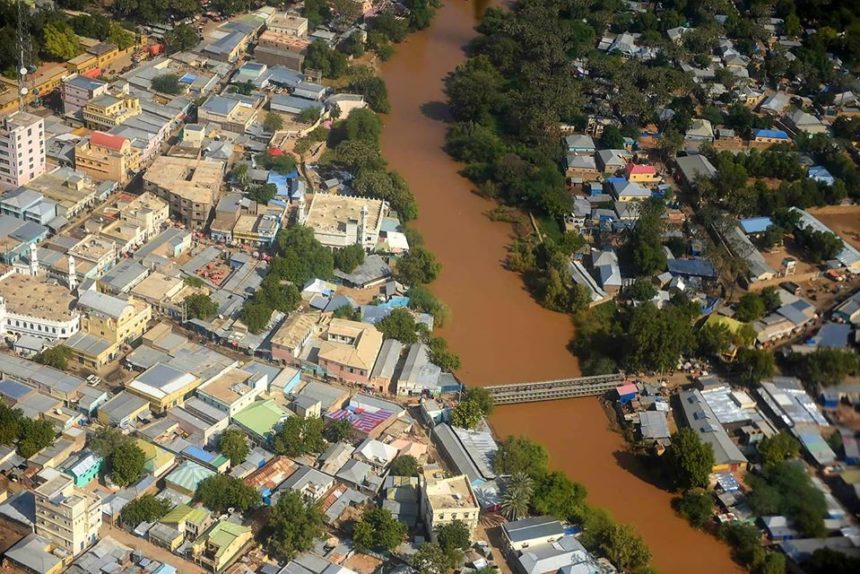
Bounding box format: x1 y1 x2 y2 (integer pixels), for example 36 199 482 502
165 461 215 493
163 504 212 527
233 399 288 438
202 520 251 558
187 506 211 526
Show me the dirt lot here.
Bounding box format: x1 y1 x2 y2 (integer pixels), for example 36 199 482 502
810 209 860 252
101 521 207 574
761 244 819 276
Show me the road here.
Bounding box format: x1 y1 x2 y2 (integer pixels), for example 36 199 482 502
101 521 207 574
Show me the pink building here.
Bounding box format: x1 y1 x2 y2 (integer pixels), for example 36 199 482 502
317 319 383 386
61 75 108 116
0 111 46 190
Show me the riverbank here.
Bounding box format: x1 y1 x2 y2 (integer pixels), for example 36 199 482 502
378 2 742 573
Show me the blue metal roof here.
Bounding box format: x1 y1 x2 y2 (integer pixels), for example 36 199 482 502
739 216 773 234
753 129 789 139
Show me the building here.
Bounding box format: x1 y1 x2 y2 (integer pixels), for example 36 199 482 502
97 390 150 427
78 290 151 346
516 535 602 574
233 399 290 443
82 91 142 131
190 519 252 572
0 111 47 189
197 94 262 134
678 389 748 473
318 318 384 386
396 343 441 396
126 362 201 413
62 75 108 116
268 13 309 36
502 516 565 552
165 460 216 497
675 155 717 187
421 472 480 541
64 452 103 487
370 339 402 394
0 188 57 225
753 129 791 145
20 167 99 219
143 156 225 230
303 194 387 250
74 132 140 185
196 366 268 417
280 466 335 502
34 474 102 555
4 534 64 574
0 272 80 341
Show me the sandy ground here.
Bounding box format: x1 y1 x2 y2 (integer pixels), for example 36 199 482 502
101 521 208 574
811 210 860 252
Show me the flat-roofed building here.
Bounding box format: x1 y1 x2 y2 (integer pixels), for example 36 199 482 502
126 362 200 413
62 75 108 116
143 156 225 230
118 192 169 241
268 13 309 36
78 290 151 346
196 366 267 417
22 167 98 218
83 92 142 131
74 131 140 185
421 471 480 541
0 111 47 190
0 273 80 341
304 194 387 250
34 474 101 555
97 390 150 427
68 234 117 278
271 311 321 364
318 318 383 386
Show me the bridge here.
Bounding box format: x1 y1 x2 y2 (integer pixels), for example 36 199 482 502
484 373 626 404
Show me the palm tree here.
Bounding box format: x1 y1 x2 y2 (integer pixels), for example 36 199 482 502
501 472 533 521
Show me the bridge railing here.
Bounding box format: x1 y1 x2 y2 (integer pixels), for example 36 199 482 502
484 373 625 393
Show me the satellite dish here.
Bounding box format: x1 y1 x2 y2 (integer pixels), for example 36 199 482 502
19 87 28 96
19 67 27 76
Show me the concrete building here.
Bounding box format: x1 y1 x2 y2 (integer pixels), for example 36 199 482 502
143 156 225 230
421 471 480 541
268 13 309 36
82 91 142 131
190 520 252 572
318 318 384 386
74 131 140 185
62 75 108 116
271 311 321 364
304 193 387 250
78 290 151 346
502 516 565 552
678 389 748 473
196 366 268 417
197 93 262 134
97 390 150 427
21 167 99 219
0 188 57 225
0 111 47 190
396 343 441 397
34 474 102 556
126 362 201 413
0 272 80 341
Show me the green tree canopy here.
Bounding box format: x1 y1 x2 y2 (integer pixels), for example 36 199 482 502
273 226 334 285
531 471 587 522
165 24 199 53
272 417 326 457
218 429 249 466
747 461 827 538
665 428 714 490
375 308 420 344
183 293 218 320
266 490 326 560
396 247 441 285
412 542 450 574
736 348 776 385
264 111 284 133
494 435 549 478
197 474 260 513
735 293 767 322
389 455 419 477
757 432 800 469
120 495 171 526
110 441 146 487
34 345 71 370
428 337 461 372
675 489 714 528
789 349 860 387
502 472 533 520
43 21 80 61
437 520 471 554
323 418 354 443
353 507 405 552
151 74 183 95
451 398 484 430
333 244 366 273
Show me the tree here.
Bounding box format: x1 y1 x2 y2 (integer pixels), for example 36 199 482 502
501 472 533 520
17 418 56 458
601 523 651 573
267 490 326 560
760 286 781 312
34 345 71 370
43 22 80 61
736 348 775 385
90 427 128 459
110 441 146 487
428 337 461 372
462 387 493 416
790 349 860 386
494 435 548 478
376 308 419 344
352 169 417 221
747 461 827 538
239 301 273 333
720 522 765 568
697 322 734 358
120 495 171 526
451 398 484 430
437 520 471 554
353 507 406 552
323 419 354 443
248 183 278 204
333 244 365 273
412 542 449 574
183 293 218 320
151 74 183 95
371 11 408 43
218 429 249 466
675 489 714 528
754 552 786 574
264 111 284 133
803 548 860 574
757 432 800 469
599 125 625 149
626 278 657 301
531 471 587 522
794 226 844 262
272 417 326 457
304 40 348 78
197 474 260 513
735 293 767 322
273 226 334 285
348 67 391 113
665 428 714 490
624 303 694 373
165 23 199 53
403 0 436 31
297 107 321 124
389 455 419 477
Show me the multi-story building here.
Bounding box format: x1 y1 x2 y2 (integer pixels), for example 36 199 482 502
68 234 118 278
303 194 387 250
34 474 102 555
0 188 57 225
62 75 108 116
317 318 383 386
143 156 225 229
0 111 46 190
421 471 480 541
191 520 253 572
77 290 151 345
0 272 80 341
83 91 141 131
116 191 169 241
267 13 309 37
74 131 140 184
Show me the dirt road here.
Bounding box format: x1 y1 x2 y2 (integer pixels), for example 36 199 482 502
101 521 207 574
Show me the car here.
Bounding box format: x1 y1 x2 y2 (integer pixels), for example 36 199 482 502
86 375 102 387
780 281 801 295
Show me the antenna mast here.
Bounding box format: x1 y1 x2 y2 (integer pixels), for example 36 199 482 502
16 0 33 111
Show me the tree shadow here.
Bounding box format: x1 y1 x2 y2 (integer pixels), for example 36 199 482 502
611 449 675 493
420 101 453 122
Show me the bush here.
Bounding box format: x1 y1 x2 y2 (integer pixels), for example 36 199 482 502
675 489 714 528
389 455 419 477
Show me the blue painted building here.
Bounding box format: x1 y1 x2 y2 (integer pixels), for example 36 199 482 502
65 452 103 487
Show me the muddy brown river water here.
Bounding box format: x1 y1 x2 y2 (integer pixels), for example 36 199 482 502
379 2 742 572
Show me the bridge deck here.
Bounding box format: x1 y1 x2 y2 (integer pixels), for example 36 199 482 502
484 373 624 404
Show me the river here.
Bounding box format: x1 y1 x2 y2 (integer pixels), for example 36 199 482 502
378 2 741 573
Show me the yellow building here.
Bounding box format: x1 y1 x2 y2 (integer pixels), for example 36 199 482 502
67 53 99 76
83 92 141 130
78 290 151 345
143 156 225 229
191 520 253 572
127 362 201 413
135 438 176 477
119 192 169 240
34 474 102 556
74 131 140 184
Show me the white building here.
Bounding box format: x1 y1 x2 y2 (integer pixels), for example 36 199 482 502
0 111 46 190
421 471 480 541
0 269 80 341
34 474 102 556
303 193 387 250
